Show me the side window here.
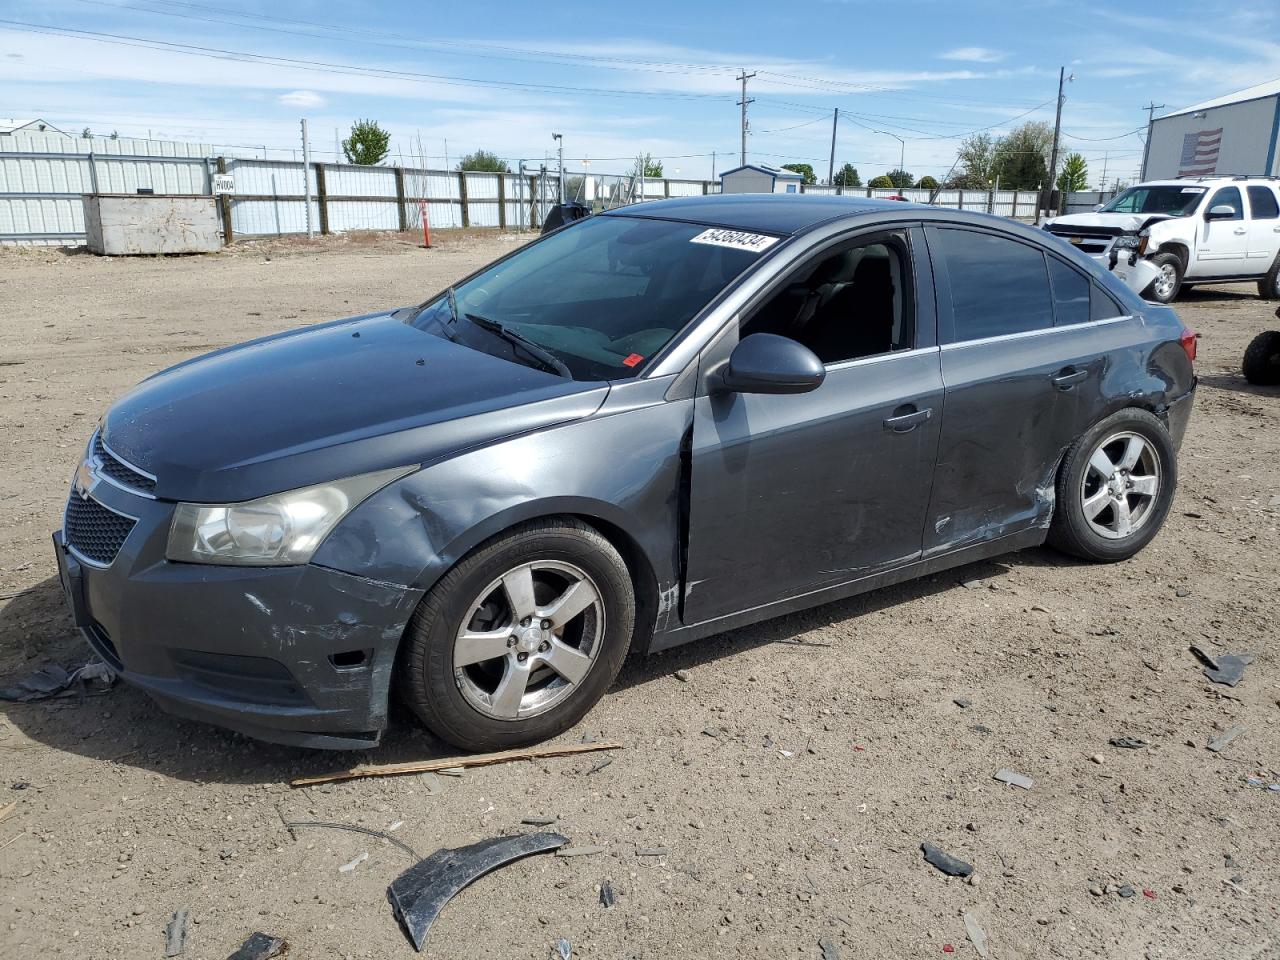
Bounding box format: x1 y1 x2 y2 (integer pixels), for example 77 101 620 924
937 228 1053 341
742 235 914 365
1047 256 1090 326
1089 284 1124 321
1247 186 1279 220
1207 187 1244 220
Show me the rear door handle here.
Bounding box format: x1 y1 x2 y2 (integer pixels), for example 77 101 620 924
1052 367 1089 389
883 405 932 433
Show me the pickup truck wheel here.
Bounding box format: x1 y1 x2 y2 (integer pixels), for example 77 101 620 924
1048 409 1177 563
1144 253 1183 303
1259 256 1280 300
1243 330 1280 385
396 518 635 752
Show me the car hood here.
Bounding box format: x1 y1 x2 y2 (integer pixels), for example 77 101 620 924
1046 212 1175 233
101 311 609 503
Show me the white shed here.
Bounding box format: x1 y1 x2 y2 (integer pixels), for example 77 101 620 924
719 163 805 194
1142 79 1280 180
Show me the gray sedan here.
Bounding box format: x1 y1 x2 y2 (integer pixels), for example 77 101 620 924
55 195 1196 751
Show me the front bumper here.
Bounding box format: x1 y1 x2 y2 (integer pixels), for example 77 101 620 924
53 478 423 749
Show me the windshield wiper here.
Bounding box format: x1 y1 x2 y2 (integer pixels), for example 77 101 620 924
462 313 571 378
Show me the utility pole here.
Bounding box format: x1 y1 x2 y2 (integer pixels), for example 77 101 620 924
300 117 314 238
711 150 716 182
552 133 564 201
736 70 755 167
1139 101 1164 181
827 107 839 184
1042 66 1073 224
1100 151 1110 193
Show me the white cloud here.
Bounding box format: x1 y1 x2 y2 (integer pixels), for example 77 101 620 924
939 47 1008 63
276 90 326 108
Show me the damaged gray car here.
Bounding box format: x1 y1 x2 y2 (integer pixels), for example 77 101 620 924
54 195 1197 751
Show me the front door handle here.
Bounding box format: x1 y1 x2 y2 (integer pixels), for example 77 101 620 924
1052 367 1089 390
883 405 932 433
1233 227 1247 235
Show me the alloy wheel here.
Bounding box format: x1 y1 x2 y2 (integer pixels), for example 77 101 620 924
1080 431 1162 540
1153 264 1177 300
452 560 604 720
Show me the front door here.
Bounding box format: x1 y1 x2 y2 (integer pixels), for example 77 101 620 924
682 229 943 626
1196 186 1251 276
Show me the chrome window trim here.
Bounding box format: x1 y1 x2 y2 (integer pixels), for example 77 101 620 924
824 344 939 372
940 314 1133 352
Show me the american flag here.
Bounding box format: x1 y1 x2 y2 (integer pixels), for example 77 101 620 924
1178 128 1223 176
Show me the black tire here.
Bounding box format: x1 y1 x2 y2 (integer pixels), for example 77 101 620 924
1259 256 1280 300
1143 252 1183 304
1243 330 1280 386
1048 408 1177 563
396 518 635 752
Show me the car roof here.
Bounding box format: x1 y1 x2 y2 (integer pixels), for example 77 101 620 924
601 193 1055 242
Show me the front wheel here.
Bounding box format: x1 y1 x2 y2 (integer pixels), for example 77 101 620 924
1243 330 1280 385
396 518 635 752
1048 409 1177 563
1143 252 1183 304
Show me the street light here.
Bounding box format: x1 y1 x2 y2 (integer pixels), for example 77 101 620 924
551 132 564 203
875 130 906 188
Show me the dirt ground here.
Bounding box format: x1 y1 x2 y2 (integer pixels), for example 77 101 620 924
1 232 1277 960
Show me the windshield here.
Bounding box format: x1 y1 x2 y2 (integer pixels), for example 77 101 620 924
408 215 777 380
1099 185 1206 216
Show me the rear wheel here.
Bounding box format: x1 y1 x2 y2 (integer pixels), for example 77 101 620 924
397 518 635 751
1049 409 1177 562
1144 252 1183 304
1243 330 1280 386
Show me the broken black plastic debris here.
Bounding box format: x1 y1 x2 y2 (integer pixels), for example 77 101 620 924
599 880 616 908
164 909 188 958
1109 737 1148 749
0 661 113 702
225 932 286 960
1117 885 1136 898
387 832 567 952
554 937 572 959
921 842 973 877
1190 646 1254 686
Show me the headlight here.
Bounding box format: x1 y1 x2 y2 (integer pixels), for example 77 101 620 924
166 466 413 566
1112 235 1140 250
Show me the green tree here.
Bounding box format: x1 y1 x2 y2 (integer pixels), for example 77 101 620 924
1056 152 1089 193
917 175 940 190
950 132 998 189
632 153 663 178
833 163 861 187
341 119 390 165
781 162 817 185
458 149 509 173
885 169 914 189
81 127 92 139
992 121 1053 190
868 174 894 189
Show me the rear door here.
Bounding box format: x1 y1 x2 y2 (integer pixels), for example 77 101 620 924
1196 186 1251 275
682 227 943 626
1245 185 1280 272
923 225 1129 554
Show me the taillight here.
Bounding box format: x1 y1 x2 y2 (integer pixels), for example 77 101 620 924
1179 328 1198 364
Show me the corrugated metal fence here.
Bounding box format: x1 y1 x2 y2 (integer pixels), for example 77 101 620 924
3 132 1074 246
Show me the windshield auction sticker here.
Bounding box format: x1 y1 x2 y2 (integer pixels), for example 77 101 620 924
689 228 780 252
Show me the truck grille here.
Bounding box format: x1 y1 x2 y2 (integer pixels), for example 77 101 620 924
65 494 136 566
93 433 156 495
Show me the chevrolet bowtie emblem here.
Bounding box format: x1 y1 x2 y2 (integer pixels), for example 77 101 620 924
74 457 99 500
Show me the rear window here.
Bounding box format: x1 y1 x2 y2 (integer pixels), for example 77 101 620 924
938 228 1053 341
1248 185 1279 220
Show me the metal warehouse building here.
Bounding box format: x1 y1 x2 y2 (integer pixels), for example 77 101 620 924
1142 79 1280 180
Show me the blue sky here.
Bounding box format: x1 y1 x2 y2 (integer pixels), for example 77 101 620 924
2 0 1278 185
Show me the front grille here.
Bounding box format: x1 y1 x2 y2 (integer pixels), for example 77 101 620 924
65 494 136 566
93 434 156 495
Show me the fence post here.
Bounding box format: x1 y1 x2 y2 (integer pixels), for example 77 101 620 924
457 172 470 228
865 186 872 198
958 189 964 212
314 163 330 235
702 180 708 195
216 156 233 245
1012 189 1019 219
987 186 994 214
529 175 539 229
664 178 670 198
497 173 507 229
394 166 408 232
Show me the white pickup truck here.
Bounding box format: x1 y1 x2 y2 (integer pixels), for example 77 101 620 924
1044 177 1280 303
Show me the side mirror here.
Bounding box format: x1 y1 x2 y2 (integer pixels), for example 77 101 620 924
1205 204 1237 220
715 333 825 395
